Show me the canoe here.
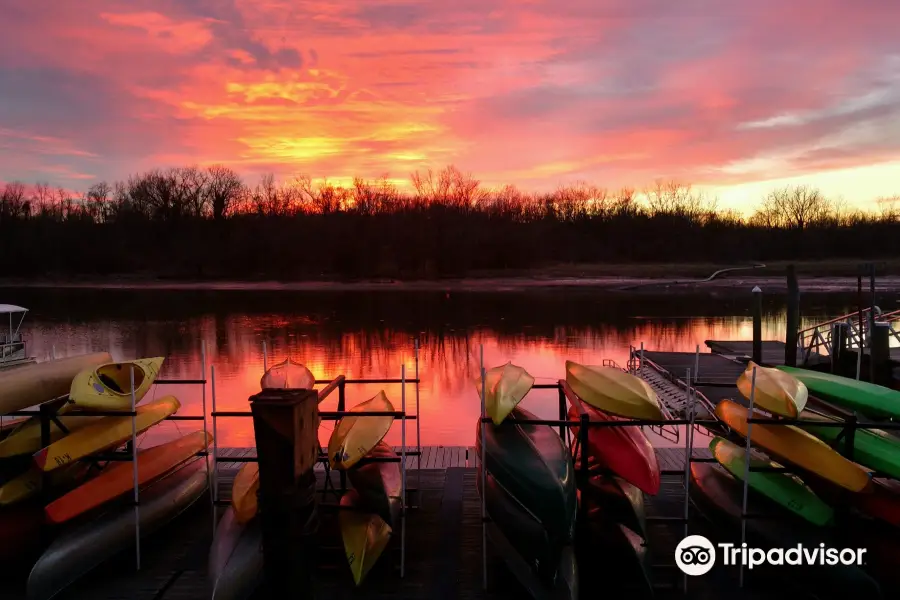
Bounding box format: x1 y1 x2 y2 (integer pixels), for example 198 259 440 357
564 381 660 495
715 399 871 492
709 436 833 526
578 475 647 540
0 352 112 415
328 390 394 470
796 410 900 480
476 362 535 426
45 430 211 524
260 359 315 390
0 462 91 507
565 361 662 420
27 457 208 600
231 463 259 524
0 412 103 458
475 405 576 585
33 395 181 472
208 507 264 600
737 361 807 418
689 461 882 597
339 488 392 586
777 366 900 420
67 357 165 411
346 441 401 527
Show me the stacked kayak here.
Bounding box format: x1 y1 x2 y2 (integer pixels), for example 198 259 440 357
777 366 900 420
28 457 209 600
0 352 112 415
795 410 900 480
208 506 264 600
67 356 164 410
260 359 315 390
475 404 577 599
328 390 394 470
737 361 808 417
565 361 662 420
476 362 535 425
231 462 260 524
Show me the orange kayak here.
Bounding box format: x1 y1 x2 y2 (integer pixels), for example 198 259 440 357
231 462 259 524
44 430 211 524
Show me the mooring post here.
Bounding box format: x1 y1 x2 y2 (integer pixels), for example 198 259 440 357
871 322 891 387
784 265 800 367
250 388 320 597
831 323 848 376
752 286 763 364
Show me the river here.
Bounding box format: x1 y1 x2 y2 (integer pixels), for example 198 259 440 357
1 286 861 450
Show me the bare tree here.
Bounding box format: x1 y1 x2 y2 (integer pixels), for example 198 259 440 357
205 165 243 220
750 185 832 230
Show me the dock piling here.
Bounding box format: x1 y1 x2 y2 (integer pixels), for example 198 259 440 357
831 323 848 376
752 286 762 365
871 322 891 386
784 265 799 367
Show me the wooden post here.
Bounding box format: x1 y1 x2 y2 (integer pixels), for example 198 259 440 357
784 265 800 367
752 286 763 364
831 323 848 376
250 388 320 597
871 323 891 387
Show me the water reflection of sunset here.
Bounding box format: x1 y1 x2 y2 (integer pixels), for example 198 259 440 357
19 309 831 448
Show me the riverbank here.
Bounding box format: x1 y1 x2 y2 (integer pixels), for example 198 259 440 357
1 260 898 294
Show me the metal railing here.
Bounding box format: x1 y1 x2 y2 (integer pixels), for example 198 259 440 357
797 306 900 364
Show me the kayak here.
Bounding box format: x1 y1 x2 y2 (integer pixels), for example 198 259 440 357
0 462 91 506
33 396 181 472
0 352 112 415
27 457 208 600
578 474 647 540
476 362 535 426
67 357 165 411
231 463 259 524
564 381 660 495
0 412 103 458
565 361 662 420
689 461 882 598
796 410 900 480
709 436 833 526
328 390 394 470
715 399 871 493
260 359 315 390
476 405 576 586
737 361 807 418
346 441 401 528
45 430 211 524
777 366 900 420
208 507 263 600
339 488 392 586
854 479 900 528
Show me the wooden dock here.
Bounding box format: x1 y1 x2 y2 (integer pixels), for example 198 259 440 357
705 340 829 367
0 446 815 600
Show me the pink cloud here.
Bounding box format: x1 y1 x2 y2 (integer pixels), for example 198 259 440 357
0 0 897 203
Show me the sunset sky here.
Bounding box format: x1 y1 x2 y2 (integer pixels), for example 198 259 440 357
1 1 899 211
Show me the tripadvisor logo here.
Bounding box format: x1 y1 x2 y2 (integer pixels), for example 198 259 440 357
675 535 867 576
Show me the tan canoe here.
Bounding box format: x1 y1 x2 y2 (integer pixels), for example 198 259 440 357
327 391 394 470
0 352 112 415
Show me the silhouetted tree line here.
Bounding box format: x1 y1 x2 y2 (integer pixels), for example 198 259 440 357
2 165 899 279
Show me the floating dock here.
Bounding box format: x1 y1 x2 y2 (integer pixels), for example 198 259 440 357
705 340 829 367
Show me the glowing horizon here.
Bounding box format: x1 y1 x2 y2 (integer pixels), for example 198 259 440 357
1 1 899 211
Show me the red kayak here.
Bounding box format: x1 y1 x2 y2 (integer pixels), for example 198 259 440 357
854 478 900 528
564 381 660 495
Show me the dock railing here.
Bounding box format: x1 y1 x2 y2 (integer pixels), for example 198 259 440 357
798 306 900 362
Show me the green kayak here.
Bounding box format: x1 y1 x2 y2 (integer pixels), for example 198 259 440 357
475 405 577 587
777 366 900 420
797 410 900 480
709 437 834 526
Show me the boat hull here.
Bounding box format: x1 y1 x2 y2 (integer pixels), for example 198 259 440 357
777 366 900 420
208 507 264 600
68 357 165 411
328 391 394 470
565 361 662 420
339 488 392 586
346 441 401 528
27 458 209 600
0 352 112 415
231 463 259 524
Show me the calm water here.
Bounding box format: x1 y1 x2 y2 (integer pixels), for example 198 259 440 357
2 287 861 449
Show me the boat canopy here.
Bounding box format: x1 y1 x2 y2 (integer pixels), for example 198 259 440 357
1 305 27 342
0 304 27 314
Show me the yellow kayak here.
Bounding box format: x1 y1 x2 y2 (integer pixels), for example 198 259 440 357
231 462 259 524
0 412 103 458
33 395 180 472
339 489 392 586
328 391 394 470
0 462 91 506
475 362 535 425
565 360 662 420
260 359 315 390
0 352 112 415
736 361 807 418
715 399 871 493
68 357 165 411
